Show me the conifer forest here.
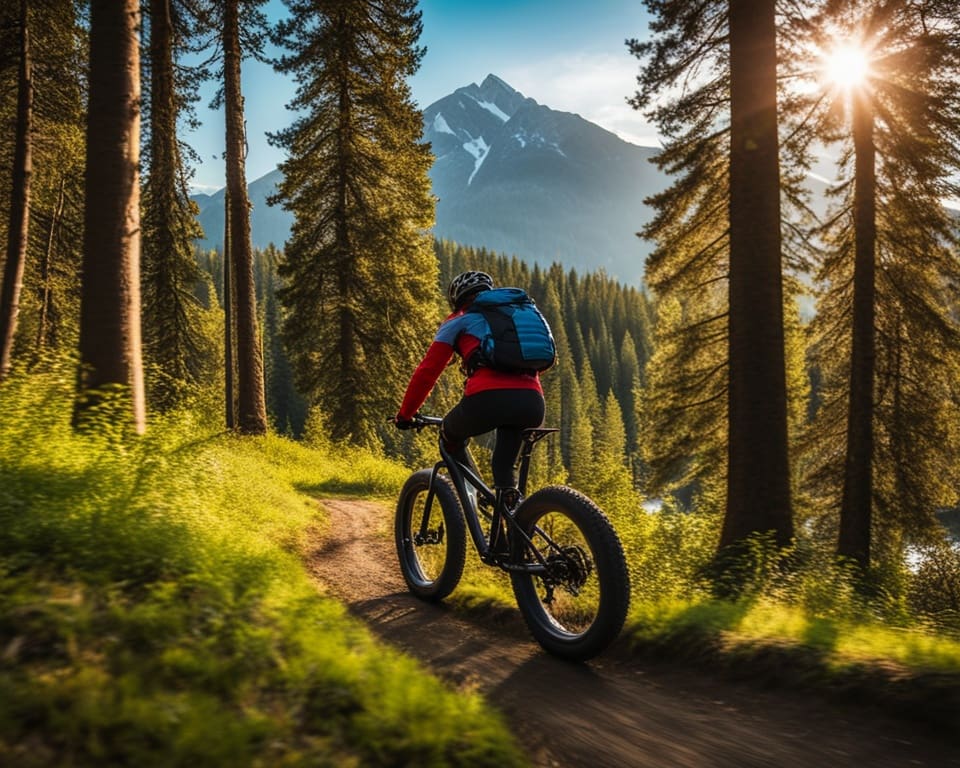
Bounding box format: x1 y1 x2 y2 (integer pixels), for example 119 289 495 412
2 1 960 765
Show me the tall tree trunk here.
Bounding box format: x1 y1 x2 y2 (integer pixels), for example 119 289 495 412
838 89 876 569
335 51 357 438
721 0 794 550
0 0 33 381
224 193 235 428
74 0 146 434
223 0 267 434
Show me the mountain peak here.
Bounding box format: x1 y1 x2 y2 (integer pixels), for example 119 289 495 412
479 73 517 97
476 74 529 116
441 74 529 124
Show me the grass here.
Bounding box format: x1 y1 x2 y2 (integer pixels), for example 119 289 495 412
624 595 960 672
0 371 526 767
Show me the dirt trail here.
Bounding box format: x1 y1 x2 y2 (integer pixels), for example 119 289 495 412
307 498 958 768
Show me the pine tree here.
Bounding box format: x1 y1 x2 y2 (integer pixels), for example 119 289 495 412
630 2 732 507
271 0 437 445
534 281 566 484
640 294 727 497
0 0 86 369
222 0 268 434
21 0 85 361
140 0 207 410
593 389 635 507
783 283 812 502
566 374 594 492
631 0 794 555
260 244 307 435
617 329 642 463
800 0 960 572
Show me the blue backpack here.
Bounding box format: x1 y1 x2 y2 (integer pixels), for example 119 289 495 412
465 288 557 374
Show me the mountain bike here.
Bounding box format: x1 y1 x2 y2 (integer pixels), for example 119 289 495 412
393 414 630 661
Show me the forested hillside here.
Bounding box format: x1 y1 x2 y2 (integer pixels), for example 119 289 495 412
192 239 655 492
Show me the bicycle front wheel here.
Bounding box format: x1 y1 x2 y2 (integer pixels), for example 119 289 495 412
509 485 630 661
395 469 466 602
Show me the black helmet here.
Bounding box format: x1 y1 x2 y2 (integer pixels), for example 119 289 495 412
447 270 494 309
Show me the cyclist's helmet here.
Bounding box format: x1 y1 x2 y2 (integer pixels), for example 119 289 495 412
447 270 494 310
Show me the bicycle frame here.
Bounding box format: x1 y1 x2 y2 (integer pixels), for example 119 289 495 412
413 415 559 573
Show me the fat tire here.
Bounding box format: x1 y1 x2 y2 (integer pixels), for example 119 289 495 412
510 485 630 661
395 469 467 602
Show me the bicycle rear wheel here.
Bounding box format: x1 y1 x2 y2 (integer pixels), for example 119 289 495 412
509 485 629 661
395 469 466 602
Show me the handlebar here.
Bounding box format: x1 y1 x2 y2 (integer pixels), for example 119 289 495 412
387 413 443 431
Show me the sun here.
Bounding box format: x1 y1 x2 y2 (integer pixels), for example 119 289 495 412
822 43 871 90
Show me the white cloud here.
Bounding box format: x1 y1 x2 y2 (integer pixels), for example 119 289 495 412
501 52 661 148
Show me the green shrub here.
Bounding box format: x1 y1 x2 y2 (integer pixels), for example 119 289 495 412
908 541 960 634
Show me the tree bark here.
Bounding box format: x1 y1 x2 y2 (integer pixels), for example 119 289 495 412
721 0 794 550
0 0 33 381
838 89 876 569
224 193 235 429
335 38 357 439
74 0 146 434
223 0 267 434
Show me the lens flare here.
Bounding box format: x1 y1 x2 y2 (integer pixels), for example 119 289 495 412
823 43 870 89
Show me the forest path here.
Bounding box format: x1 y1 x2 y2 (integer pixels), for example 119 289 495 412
307 498 957 768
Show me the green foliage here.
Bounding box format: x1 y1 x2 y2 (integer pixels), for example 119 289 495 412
258 245 308 436
0 369 524 767
639 293 727 497
618 497 722 605
908 540 960 633
626 593 960 675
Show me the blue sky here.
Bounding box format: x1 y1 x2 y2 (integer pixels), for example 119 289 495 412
186 0 656 193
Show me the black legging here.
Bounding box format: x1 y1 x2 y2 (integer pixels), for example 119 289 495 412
441 388 546 488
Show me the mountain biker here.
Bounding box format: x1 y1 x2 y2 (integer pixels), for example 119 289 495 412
394 270 546 508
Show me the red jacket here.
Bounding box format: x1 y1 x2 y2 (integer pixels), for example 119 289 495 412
398 306 542 420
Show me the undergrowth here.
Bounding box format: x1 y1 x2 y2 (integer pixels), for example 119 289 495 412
0 370 525 767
